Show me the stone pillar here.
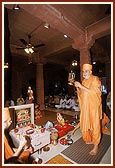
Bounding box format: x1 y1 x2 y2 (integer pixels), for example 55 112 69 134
72 35 95 81
79 46 91 81
36 63 45 110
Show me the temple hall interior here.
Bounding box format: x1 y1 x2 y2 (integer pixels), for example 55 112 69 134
3 2 112 165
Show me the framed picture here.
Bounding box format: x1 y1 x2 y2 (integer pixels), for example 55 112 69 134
9 103 34 129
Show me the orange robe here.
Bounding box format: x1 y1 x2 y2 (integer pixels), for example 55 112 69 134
101 112 110 135
4 135 30 162
77 75 102 145
4 135 14 160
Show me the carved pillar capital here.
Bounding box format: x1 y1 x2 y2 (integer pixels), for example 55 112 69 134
72 33 95 81
72 34 95 51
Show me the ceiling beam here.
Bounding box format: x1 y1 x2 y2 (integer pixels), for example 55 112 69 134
72 15 111 50
20 4 85 39
87 15 111 41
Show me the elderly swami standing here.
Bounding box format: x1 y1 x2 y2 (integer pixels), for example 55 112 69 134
74 63 102 155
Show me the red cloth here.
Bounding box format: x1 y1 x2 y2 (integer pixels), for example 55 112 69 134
55 123 74 138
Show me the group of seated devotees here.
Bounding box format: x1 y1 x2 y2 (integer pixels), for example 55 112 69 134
55 95 80 111
4 107 32 164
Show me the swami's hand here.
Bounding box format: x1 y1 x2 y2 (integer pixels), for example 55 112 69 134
74 81 82 88
19 136 27 149
13 136 28 157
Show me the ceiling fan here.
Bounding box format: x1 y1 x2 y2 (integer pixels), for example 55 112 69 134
16 34 45 54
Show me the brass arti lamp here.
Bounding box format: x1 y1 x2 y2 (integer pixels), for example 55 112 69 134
68 70 75 86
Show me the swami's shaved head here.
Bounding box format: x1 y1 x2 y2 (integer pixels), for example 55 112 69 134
4 107 12 129
4 107 10 121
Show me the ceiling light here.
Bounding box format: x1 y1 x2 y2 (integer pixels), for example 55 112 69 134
24 46 34 54
4 62 9 69
13 4 20 10
64 34 68 38
93 61 96 64
44 23 50 29
72 60 77 66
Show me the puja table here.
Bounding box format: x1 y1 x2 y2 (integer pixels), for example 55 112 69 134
9 124 51 153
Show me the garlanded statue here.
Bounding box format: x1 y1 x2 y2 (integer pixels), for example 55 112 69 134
56 112 65 126
27 86 34 103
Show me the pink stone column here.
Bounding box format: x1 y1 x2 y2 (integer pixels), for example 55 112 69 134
72 35 95 81
79 46 91 81
36 63 45 110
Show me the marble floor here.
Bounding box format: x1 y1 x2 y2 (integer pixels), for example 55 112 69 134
30 107 112 166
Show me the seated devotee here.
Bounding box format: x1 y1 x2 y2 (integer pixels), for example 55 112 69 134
48 95 55 107
4 107 31 163
55 95 66 109
65 96 72 109
16 95 25 105
106 91 111 110
5 99 11 107
54 95 60 106
66 96 80 111
25 96 30 104
10 99 15 106
72 104 80 112
5 98 15 107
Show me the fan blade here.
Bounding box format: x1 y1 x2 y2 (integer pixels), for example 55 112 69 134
16 47 25 49
20 39 28 46
34 44 45 48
